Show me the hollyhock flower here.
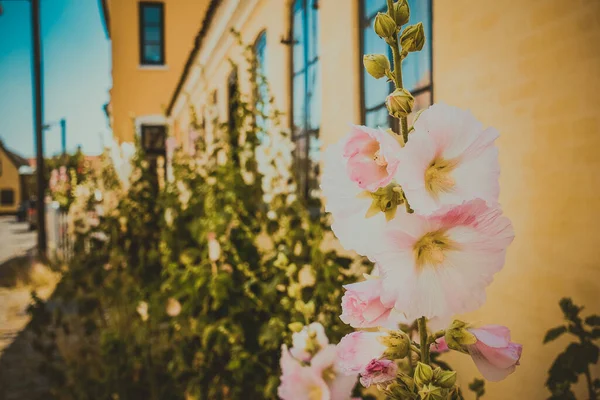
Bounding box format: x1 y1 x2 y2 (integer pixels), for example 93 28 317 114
111 142 135 190
343 125 402 191
372 199 514 321
136 301 149 322
207 232 221 261
321 140 387 258
359 359 398 388
298 265 316 288
166 297 182 317
395 103 500 215
336 331 387 375
278 344 356 400
467 325 522 381
430 337 449 353
340 278 407 329
278 345 329 400
290 322 329 362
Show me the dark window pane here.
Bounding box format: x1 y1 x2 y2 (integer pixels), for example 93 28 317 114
143 6 161 24
0 189 15 206
307 0 319 62
361 0 432 124
140 3 164 65
143 45 162 63
403 0 432 92
141 125 166 154
144 26 161 42
307 63 321 130
366 106 390 129
292 73 306 133
365 0 387 20
293 8 305 73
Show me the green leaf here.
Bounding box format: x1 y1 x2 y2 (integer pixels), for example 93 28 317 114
585 315 600 326
544 326 568 343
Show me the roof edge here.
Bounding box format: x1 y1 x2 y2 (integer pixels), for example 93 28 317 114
166 0 222 116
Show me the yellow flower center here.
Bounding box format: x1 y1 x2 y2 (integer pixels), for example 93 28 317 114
373 149 388 167
309 385 323 400
425 157 458 198
413 230 457 269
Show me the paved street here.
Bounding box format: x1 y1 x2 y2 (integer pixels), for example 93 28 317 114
0 215 36 266
0 215 56 399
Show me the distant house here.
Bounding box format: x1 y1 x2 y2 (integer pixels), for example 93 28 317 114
0 140 32 214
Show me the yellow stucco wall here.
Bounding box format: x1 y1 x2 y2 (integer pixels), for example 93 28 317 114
106 0 209 142
0 147 22 214
434 1 600 398
169 1 600 398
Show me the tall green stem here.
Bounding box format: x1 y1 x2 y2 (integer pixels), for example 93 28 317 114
386 0 409 144
418 316 430 364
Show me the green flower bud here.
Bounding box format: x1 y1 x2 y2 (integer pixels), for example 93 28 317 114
400 22 425 53
385 381 413 398
386 88 414 118
363 54 391 79
374 12 397 39
414 362 434 387
288 322 304 333
379 330 410 359
445 319 477 352
434 370 457 389
393 0 410 26
418 383 444 400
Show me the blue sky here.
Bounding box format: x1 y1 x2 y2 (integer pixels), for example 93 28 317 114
0 0 111 158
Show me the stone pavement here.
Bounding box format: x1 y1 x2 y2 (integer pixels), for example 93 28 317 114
0 216 58 400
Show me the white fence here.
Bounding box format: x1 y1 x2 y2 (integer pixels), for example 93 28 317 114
46 201 73 262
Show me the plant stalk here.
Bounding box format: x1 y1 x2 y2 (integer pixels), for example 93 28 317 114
418 316 430 364
386 0 409 144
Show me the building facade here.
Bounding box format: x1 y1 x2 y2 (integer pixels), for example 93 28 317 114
166 1 600 398
104 0 600 398
100 0 210 144
0 141 30 214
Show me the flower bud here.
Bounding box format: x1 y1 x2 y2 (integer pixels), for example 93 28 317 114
379 330 410 359
434 370 457 389
444 320 477 352
393 0 410 26
414 362 434 387
418 383 444 400
400 22 425 53
374 12 397 38
363 54 391 79
386 88 414 118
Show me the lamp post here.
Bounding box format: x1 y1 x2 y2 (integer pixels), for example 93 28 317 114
43 118 67 155
0 0 47 256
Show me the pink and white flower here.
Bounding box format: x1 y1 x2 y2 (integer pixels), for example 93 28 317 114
372 199 514 321
343 125 402 192
336 331 387 375
321 139 387 258
290 322 329 362
395 103 500 215
278 344 357 400
340 278 407 329
359 359 398 388
467 325 522 381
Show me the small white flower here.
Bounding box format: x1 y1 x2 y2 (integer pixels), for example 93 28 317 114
136 301 149 321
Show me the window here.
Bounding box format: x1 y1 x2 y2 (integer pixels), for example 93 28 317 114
141 124 166 155
254 31 268 143
139 2 165 65
360 0 432 128
1 189 15 206
291 0 321 202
